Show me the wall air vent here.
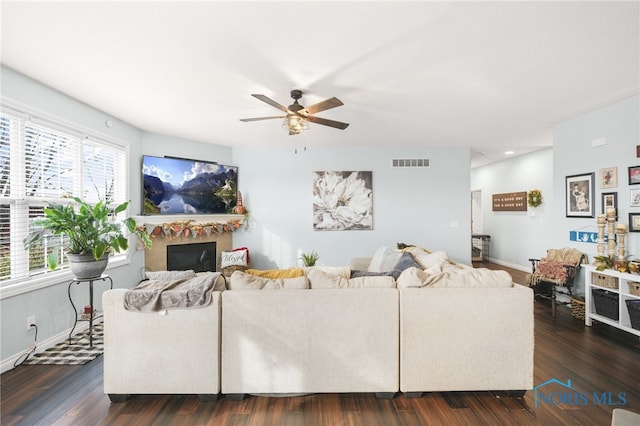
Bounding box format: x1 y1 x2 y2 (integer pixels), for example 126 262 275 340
391 158 430 168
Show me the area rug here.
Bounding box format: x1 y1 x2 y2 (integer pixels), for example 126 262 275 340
25 324 103 365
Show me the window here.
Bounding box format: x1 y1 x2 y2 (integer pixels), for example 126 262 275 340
0 105 129 286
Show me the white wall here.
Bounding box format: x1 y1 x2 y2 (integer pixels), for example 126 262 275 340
232 146 472 268
471 148 554 271
141 132 233 166
552 95 639 294
472 95 639 296
0 66 145 365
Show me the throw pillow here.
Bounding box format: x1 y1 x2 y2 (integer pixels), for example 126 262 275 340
245 268 304 279
367 246 403 272
308 269 350 288
221 250 248 268
228 271 309 290
408 248 448 269
303 265 351 279
396 267 429 289
537 258 568 282
392 252 421 277
308 269 396 289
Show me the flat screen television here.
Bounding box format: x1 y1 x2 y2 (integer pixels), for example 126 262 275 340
142 155 238 215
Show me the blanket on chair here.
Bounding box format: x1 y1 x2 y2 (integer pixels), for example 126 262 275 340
124 272 224 312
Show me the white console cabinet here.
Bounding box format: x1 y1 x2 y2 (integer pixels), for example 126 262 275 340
584 265 640 337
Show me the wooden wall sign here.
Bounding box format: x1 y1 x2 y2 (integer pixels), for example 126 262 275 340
492 191 528 212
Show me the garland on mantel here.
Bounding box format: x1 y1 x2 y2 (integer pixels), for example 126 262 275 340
136 219 243 241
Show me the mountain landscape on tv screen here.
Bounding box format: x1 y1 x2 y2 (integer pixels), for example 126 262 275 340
143 162 237 215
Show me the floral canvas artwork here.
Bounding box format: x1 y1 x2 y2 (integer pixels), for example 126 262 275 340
312 171 373 231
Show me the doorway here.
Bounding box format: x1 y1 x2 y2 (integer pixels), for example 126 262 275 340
471 190 483 234
471 190 484 262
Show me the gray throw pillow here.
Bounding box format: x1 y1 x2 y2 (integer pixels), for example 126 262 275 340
390 252 421 279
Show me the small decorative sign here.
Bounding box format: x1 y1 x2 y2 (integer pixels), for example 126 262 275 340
492 192 527 211
569 231 600 244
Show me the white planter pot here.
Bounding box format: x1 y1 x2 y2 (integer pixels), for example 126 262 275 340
67 253 109 279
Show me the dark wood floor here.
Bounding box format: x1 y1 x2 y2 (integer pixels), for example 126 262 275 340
2 263 639 425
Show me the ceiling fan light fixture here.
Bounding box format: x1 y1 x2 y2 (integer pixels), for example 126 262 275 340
282 114 309 134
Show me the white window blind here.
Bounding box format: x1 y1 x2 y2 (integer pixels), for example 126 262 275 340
0 107 129 285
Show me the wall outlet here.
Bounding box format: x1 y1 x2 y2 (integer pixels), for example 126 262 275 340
26 315 35 331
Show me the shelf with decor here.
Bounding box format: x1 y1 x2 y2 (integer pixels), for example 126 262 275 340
584 264 640 337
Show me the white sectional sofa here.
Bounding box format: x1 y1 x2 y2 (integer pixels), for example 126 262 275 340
103 289 221 402
221 288 399 398
400 286 533 396
102 246 534 401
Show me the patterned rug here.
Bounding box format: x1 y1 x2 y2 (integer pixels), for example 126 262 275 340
26 324 103 365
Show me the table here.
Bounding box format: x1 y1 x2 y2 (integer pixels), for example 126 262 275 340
67 274 113 347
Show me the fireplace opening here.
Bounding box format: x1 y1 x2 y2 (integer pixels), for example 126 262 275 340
166 242 216 272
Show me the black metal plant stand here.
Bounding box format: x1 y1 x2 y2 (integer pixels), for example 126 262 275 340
67 274 113 347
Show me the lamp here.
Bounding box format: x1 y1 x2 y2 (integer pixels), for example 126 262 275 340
282 114 309 135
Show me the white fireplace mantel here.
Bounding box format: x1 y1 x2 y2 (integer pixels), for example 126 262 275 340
132 214 245 226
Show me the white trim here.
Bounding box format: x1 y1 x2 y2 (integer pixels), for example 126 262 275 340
133 214 245 226
0 256 130 300
1 98 129 150
488 257 530 273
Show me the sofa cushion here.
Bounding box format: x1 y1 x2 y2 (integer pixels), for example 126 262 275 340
308 269 396 289
229 271 309 290
431 269 513 288
245 268 305 279
397 267 513 288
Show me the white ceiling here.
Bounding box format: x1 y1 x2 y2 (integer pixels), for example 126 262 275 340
1 1 638 167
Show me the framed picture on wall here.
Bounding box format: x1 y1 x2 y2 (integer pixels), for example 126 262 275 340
629 166 640 185
631 189 640 208
630 213 640 232
566 172 595 218
599 167 617 188
602 192 618 217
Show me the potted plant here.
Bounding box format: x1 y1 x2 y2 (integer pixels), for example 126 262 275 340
299 251 320 267
23 196 152 279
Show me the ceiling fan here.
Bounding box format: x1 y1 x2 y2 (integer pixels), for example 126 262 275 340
240 90 350 135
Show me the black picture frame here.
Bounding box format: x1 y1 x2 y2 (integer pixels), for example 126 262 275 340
630 213 640 232
629 166 640 185
566 172 595 218
601 192 618 219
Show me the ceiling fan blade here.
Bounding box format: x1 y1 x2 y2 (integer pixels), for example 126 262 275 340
251 94 289 113
306 115 350 130
240 116 285 122
303 97 344 115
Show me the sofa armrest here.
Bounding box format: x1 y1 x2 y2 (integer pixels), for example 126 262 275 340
400 285 534 393
103 289 221 396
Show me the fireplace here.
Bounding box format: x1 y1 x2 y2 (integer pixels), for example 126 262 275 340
167 242 216 272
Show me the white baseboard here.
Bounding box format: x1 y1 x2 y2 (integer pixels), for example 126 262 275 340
487 257 531 273
1 321 97 374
